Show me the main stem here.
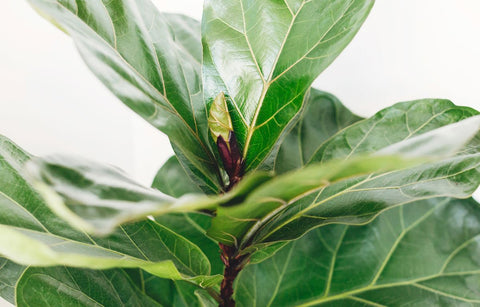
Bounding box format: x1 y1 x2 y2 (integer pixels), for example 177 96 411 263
216 131 247 306
219 243 249 307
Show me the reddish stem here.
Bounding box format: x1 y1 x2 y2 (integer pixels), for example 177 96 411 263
219 243 249 307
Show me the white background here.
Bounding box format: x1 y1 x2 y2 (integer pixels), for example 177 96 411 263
1 1 480 306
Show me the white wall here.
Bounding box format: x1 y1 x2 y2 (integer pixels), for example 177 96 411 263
0 1 480 306
316 0 480 115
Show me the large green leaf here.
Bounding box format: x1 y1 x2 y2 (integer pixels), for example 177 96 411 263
152 155 223 275
235 198 480 306
27 0 222 193
275 88 363 173
27 155 221 235
0 136 219 286
255 153 480 244
126 269 219 307
207 115 480 247
16 267 162 307
309 98 479 164
152 156 203 198
28 154 272 235
0 258 25 304
202 0 374 171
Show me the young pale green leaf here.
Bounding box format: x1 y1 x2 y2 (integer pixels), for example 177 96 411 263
0 258 25 304
309 98 479 164
202 0 374 171
275 88 363 174
208 92 234 143
235 198 480 306
208 115 480 247
0 135 219 287
16 267 162 307
27 0 222 193
26 155 223 235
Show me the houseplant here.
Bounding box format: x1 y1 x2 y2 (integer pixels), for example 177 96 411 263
1 0 480 306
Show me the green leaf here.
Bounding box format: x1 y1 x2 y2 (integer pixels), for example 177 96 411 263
152 156 223 275
0 135 218 285
208 92 234 143
28 154 273 235
202 0 374 171
275 88 363 173
16 267 162 307
0 258 25 304
153 156 204 198
235 198 480 306
153 213 224 277
309 98 479 164
208 155 422 246
27 155 222 235
255 153 480 244
27 0 222 193
208 115 480 247
152 155 280 267
126 269 219 307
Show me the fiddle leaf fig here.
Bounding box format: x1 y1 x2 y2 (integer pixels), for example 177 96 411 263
202 0 375 171
2 0 480 306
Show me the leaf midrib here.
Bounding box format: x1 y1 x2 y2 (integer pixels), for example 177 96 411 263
243 0 358 165
295 270 480 306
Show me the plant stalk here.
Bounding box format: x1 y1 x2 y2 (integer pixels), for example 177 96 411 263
219 243 249 307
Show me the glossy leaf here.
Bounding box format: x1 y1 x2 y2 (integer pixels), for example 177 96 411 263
202 0 374 171
152 156 203 198
309 98 479 164
275 88 363 174
0 258 25 304
208 115 480 247
235 198 480 306
255 153 480 244
16 267 162 307
208 155 422 246
28 154 273 235
126 269 219 307
208 92 234 143
153 212 224 277
152 155 223 275
152 155 278 267
27 0 222 193
26 154 223 234
0 135 219 286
